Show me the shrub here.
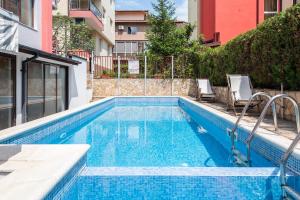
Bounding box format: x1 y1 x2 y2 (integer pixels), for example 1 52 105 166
196 4 300 90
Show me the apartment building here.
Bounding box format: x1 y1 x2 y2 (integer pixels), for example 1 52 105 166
114 10 187 57
53 0 115 56
114 10 148 58
0 0 91 131
188 0 300 45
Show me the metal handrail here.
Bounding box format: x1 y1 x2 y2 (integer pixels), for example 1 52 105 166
229 92 278 152
246 94 300 165
234 93 300 198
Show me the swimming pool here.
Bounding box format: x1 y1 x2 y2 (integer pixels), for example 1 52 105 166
1 97 300 199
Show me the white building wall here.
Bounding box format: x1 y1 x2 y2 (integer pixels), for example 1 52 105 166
68 56 93 109
15 53 87 125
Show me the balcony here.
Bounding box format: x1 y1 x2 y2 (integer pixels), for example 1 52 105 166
69 0 104 32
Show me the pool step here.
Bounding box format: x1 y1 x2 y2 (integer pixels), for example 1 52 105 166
282 185 300 200
232 149 249 167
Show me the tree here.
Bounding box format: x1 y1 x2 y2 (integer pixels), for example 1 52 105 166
146 0 177 56
146 0 204 78
52 15 95 55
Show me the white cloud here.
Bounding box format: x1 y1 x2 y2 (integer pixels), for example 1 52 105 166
176 0 188 22
116 0 142 9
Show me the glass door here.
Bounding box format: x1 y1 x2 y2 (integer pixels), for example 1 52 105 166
27 62 44 122
0 54 15 130
26 62 68 122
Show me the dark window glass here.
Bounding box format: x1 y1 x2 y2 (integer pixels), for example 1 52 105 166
0 0 34 27
57 67 67 112
27 62 44 122
0 54 15 130
1 0 18 15
44 65 57 116
264 0 278 19
26 62 67 122
127 26 138 34
20 0 34 27
75 18 84 24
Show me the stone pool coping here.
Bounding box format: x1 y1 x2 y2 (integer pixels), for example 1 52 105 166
0 97 114 142
0 144 89 200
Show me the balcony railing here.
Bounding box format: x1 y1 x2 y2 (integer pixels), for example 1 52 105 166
69 0 103 20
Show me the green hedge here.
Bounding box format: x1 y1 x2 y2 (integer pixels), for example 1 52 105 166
195 4 300 90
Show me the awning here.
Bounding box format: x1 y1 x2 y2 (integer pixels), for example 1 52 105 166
19 45 81 65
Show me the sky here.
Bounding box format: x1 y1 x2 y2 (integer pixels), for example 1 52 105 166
115 0 188 22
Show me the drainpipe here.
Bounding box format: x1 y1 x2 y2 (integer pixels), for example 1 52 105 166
256 0 260 26
21 53 39 123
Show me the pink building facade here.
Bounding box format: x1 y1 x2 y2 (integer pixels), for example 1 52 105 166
196 0 299 45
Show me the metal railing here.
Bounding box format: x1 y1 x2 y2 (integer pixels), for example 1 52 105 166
241 93 300 199
89 1 103 19
229 92 278 162
69 0 103 20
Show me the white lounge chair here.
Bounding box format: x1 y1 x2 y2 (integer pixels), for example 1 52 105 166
226 74 261 115
197 79 216 101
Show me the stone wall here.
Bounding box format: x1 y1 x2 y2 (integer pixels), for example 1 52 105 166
93 79 197 97
92 79 300 121
213 86 300 121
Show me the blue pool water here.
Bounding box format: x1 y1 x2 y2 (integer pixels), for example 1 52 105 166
33 102 272 167
6 97 299 199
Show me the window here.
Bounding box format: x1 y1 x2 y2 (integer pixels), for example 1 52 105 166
75 18 85 24
138 42 146 53
20 0 34 27
128 26 138 34
116 42 125 53
0 54 15 130
293 0 300 4
0 0 18 14
264 0 278 19
44 65 57 116
27 62 68 122
132 42 138 53
125 42 131 53
27 62 44 122
0 0 34 27
57 67 67 112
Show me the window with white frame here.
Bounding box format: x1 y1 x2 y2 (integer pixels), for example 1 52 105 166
264 0 278 19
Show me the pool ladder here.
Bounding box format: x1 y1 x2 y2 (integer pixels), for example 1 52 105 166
229 93 300 199
228 92 278 167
